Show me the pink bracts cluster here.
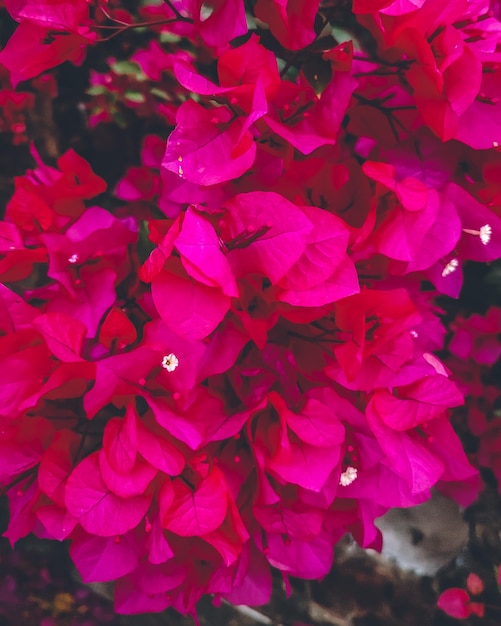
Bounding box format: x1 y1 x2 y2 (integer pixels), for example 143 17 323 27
0 0 500 618
438 573 486 620
444 306 501 492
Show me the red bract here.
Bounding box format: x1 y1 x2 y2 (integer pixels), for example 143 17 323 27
162 99 260 185
115 166 160 202
264 531 335 579
219 191 313 284
252 391 344 492
4 0 89 30
158 0 247 49
329 289 421 389
43 205 136 293
218 35 281 104
254 0 321 50
353 0 425 13
455 65 501 149
359 0 501 147
467 572 485 596
102 404 138 475
192 0 247 48
0 22 94 86
0 330 54 418
0 89 34 143
363 161 461 270
151 259 231 340
70 530 142 583
65 452 153 537
265 72 357 155
6 148 106 230
160 465 229 536
445 304 501 501
33 312 86 362
369 374 463 432
0 283 37 333
0 416 53 488
0 0 95 85
175 206 238 296
174 34 280 114
449 308 501 365
135 412 185 474
437 588 472 619
99 306 137 350
437 583 485 620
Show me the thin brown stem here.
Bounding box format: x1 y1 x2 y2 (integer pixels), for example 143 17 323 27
98 1 131 26
94 18 179 42
163 0 190 22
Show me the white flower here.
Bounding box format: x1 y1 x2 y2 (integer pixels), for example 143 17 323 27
161 353 179 372
479 224 492 246
339 466 358 486
441 258 459 278
462 224 492 246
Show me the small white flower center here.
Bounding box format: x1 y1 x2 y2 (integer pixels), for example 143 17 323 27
161 353 179 372
441 258 459 278
68 253 80 264
339 466 358 486
462 224 492 245
176 156 184 177
479 224 492 245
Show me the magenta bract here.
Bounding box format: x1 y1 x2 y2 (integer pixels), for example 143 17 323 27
3 0 501 618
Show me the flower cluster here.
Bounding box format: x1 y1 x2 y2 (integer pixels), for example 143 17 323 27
1 0 501 618
443 305 501 492
438 573 486 620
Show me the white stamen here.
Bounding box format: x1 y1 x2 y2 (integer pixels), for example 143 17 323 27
441 258 459 277
178 165 184 177
479 224 492 245
68 253 80 264
161 353 179 372
339 466 358 486
410 330 418 338
463 224 492 245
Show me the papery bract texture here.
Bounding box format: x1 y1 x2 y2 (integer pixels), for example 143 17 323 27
1 0 499 618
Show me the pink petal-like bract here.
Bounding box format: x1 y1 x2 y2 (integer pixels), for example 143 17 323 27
65 453 152 537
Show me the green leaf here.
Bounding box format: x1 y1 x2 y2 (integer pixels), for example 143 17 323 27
112 110 128 128
151 88 171 101
302 58 332 97
111 60 147 81
160 31 181 44
124 91 146 103
87 85 109 96
138 221 156 265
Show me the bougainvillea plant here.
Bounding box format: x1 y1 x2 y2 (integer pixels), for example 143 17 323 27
1 0 501 619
